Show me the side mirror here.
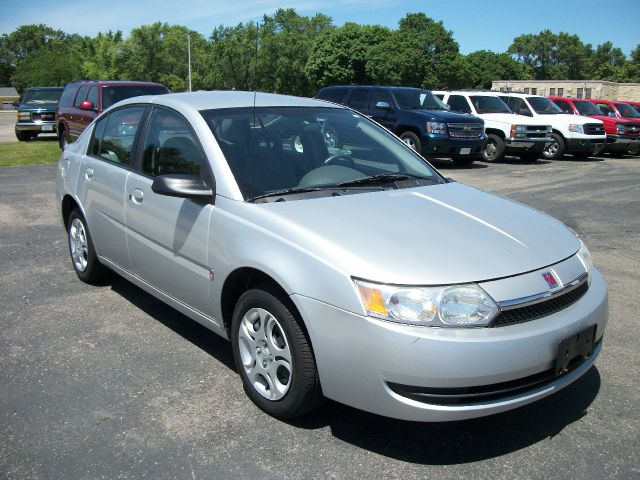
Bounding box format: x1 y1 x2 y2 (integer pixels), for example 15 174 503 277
80 100 95 111
151 174 214 201
375 101 391 110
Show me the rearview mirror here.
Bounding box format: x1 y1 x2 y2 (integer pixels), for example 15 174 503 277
151 174 214 201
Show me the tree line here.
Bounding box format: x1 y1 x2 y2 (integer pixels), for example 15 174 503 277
1 10 639 95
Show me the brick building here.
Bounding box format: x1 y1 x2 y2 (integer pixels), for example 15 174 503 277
490 80 640 101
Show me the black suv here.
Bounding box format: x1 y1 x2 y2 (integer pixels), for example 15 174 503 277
317 86 486 165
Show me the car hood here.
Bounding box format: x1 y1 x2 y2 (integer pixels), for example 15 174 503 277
544 113 602 127
19 102 59 112
411 109 482 123
480 113 550 126
244 182 580 285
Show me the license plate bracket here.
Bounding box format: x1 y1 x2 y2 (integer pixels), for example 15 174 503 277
42 124 53 132
555 325 596 376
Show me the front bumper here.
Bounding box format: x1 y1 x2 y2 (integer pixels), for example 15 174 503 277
565 137 606 154
292 268 607 422
420 133 487 158
605 135 640 153
15 121 57 134
505 137 550 153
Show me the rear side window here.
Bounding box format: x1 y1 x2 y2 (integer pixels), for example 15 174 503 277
347 89 370 109
73 86 90 107
317 87 348 104
86 87 98 108
141 107 203 176
101 85 170 109
447 95 472 114
94 106 146 165
59 84 79 107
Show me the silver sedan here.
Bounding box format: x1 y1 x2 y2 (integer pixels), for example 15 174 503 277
55 91 608 421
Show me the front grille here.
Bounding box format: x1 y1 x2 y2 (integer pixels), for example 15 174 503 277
31 112 55 121
447 123 484 138
525 125 549 138
622 122 640 136
584 123 605 135
490 280 589 328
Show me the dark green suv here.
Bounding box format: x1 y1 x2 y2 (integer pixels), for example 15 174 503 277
15 87 64 141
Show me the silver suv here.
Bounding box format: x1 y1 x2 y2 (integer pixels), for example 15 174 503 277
56 91 608 421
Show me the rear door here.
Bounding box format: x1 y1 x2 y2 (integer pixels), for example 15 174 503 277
69 85 90 140
125 106 214 316
76 105 147 270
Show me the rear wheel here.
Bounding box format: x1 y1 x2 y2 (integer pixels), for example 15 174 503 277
399 131 422 154
542 133 566 160
58 127 69 150
67 209 109 283
231 288 323 419
482 134 506 162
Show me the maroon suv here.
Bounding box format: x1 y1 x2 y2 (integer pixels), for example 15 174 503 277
56 80 170 148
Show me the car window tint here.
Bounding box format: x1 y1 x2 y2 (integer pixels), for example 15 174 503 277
89 116 108 158
59 85 78 107
317 88 348 104
447 95 472 114
347 89 370 109
73 86 90 107
99 107 145 166
596 103 614 115
86 87 98 108
369 90 393 109
142 108 203 176
554 100 573 113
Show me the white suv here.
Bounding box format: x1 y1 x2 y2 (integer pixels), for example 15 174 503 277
489 92 606 159
434 91 552 162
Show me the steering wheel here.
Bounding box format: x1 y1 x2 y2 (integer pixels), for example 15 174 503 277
324 155 355 167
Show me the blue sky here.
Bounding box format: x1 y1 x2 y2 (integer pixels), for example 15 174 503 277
2 0 639 56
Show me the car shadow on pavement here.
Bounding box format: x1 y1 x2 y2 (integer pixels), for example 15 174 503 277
288 367 601 465
109 274 237 372
430 159 488 170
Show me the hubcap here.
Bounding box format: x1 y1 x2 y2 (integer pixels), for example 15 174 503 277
484 141 498 160
544 141 558 156
69 218 88 272
402 137 416 150
238 308 292 400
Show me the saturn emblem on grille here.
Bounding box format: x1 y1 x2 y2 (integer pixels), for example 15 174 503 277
542 271 560 289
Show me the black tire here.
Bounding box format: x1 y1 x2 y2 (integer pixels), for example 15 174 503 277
67 209 109 283
482 134 506 162
452 156 476 166
399 131 422 154
231 288 323 419
518 152 539 162
15 131 31 141
542 132 566 160
58 127 69 150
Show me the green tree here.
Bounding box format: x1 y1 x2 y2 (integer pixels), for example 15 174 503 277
305 23 389 89
462 50 532 89
11 48 81 92
81 31 124 80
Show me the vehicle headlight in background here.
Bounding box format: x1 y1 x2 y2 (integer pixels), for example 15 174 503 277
354 279 499 327
18 112 31 121
510 124 528 138
426 122 446 134
568 124 584 134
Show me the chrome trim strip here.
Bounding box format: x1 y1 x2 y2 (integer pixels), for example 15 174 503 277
497 271 589 311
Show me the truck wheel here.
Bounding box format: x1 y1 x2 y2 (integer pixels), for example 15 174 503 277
399 131 422 154
482 134 506 162
58 127 69 150
542 133 565 160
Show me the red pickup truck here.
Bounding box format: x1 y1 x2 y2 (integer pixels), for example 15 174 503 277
550 97 640 155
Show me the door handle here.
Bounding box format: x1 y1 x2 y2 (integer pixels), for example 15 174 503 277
85 167 94 180
129 188 144 204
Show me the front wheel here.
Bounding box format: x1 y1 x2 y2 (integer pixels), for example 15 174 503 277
67 209 108 283
231 288 323 419
542 133 566 160
482 134 506 162
399 131 422 154
58 128 69 150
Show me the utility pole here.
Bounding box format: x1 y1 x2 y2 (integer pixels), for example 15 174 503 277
187 32 192 92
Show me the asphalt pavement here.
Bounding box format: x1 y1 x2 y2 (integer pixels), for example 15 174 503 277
1 153 639 479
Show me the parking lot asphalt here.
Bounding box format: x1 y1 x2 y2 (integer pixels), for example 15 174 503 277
1 154 639 479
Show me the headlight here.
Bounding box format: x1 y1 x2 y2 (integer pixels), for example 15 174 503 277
577 240 594 275
354 279 499 327
426 122 446 134
568 124 584 134
18 112 30 121
616 124 626 135
510 124 528 138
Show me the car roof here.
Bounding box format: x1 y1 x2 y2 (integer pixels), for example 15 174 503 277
115 90 341 111
26 86 64 90
68 80 166 87
322 85 426 91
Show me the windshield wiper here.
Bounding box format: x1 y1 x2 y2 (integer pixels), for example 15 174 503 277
248 186 324 202
337 173 433 187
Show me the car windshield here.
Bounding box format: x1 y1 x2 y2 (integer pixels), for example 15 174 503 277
101 85 170 109
574 101 602 116
22 88 63 105
469 95 512 114
614 103 640 118
200 106 444 201
392 89 447 110
527 97 563 114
